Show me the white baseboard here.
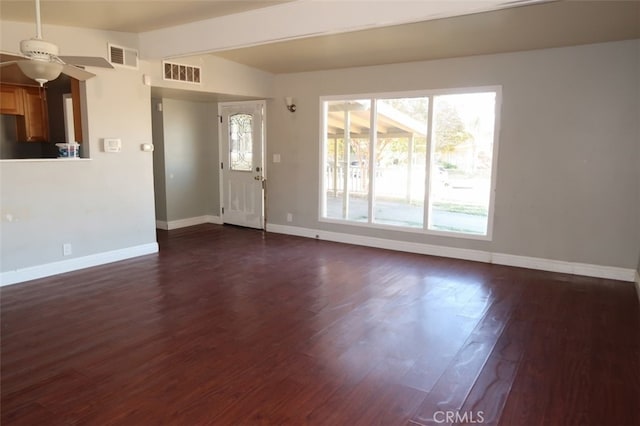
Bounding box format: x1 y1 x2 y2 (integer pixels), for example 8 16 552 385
5 223 633 287
266 223 637 282
492 253 635 282
156 215 222 230
267 223 490 263
0 242 159 287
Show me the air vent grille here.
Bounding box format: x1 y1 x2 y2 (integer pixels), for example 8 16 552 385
110 46 123 64
163 61 201 84
108 43 138 68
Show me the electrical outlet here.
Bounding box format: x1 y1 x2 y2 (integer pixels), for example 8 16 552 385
63 243 72 256
286 213 293 222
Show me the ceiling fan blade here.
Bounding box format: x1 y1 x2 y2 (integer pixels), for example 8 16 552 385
61 64 95 81
1 51 28 63
58 56 114 69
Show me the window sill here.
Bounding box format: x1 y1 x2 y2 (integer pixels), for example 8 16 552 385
318 216 493 241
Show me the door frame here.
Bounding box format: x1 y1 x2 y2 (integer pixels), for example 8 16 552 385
218 100 267 229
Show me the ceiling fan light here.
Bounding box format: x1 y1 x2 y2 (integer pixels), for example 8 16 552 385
17 60 63 86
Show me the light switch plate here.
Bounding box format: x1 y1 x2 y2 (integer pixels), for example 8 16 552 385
103 138 122 153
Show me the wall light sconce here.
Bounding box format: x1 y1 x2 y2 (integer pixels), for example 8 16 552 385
285 97 297 113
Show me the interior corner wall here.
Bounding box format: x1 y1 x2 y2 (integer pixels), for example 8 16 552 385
266 39 640 270
151 97 168 222
204 103 221 217
157 98 219 222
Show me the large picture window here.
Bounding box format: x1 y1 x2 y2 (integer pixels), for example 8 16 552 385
320 87 500 239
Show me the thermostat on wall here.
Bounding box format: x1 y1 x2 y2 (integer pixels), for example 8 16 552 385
103 138 122 153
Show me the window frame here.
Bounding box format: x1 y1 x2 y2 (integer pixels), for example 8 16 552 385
318 86 502 241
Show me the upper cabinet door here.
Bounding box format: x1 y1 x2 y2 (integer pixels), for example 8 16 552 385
0 85 24 115
17 86 49 142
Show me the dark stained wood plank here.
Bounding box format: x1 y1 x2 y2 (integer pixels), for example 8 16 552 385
0 402 66 426
454 314 531 426
408 283 522 425
1 224 638 425
499 276 640 426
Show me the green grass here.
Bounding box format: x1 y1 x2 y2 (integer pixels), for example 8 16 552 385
431 202 488 216
430 224 485 234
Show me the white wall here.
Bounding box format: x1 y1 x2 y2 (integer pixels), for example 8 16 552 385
152 98 219 223
0 22 157 282
267 40 640 271
140 54 274 99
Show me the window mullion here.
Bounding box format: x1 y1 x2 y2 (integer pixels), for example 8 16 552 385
423 96 434 230
368 99 377 223
343 103 350 219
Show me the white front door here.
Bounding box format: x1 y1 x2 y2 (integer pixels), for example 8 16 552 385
219 101 265 229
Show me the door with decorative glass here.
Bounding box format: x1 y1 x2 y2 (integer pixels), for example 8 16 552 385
219 101 265 229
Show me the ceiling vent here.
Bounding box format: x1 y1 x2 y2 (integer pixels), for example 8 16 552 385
163 61 201 84
108 43 138 69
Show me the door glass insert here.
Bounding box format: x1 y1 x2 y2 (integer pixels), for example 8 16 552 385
229 113 253 171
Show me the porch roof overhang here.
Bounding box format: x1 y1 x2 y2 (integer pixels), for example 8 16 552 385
326 100 427 139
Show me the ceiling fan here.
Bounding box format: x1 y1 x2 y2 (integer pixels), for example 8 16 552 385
0 0 113 86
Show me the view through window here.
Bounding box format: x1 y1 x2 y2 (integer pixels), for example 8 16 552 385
321 88 499 238
229 113 253 171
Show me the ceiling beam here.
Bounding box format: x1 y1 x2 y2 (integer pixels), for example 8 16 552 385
139 0 550 59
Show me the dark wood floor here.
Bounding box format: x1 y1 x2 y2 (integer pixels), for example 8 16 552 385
1 224 639 425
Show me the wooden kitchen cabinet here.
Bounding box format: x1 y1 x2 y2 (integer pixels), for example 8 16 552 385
16 86 49 142
0 85 25 115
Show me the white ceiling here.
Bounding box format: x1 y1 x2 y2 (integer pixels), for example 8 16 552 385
1 0 638 75
0 1 291 33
